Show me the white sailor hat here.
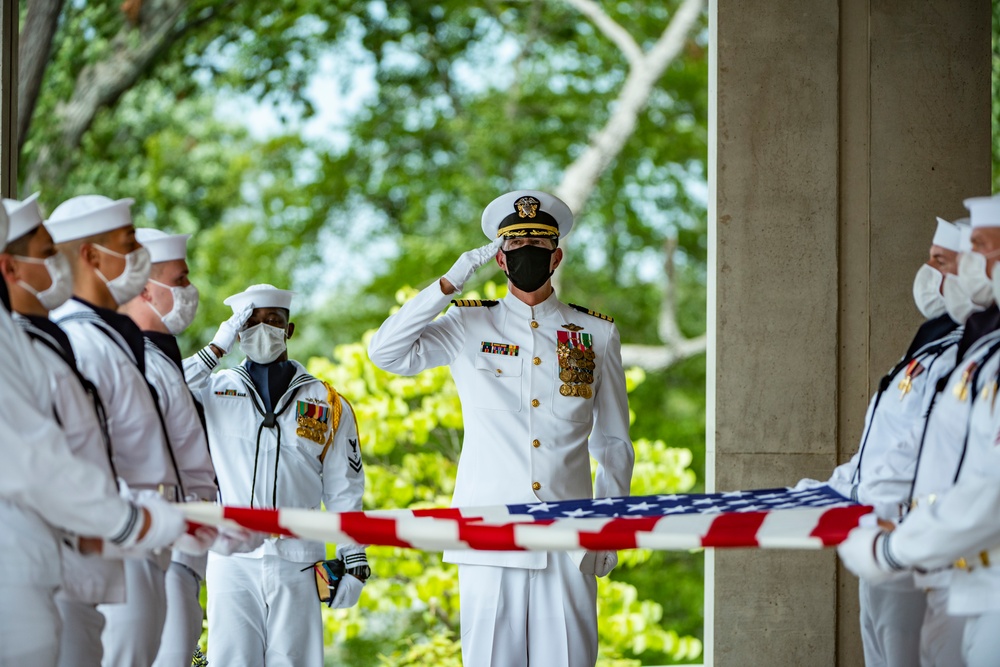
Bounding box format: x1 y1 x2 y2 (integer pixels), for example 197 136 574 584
932 217 961 252
481 190 574 241
2 193 44 244
223 283 295 313
957 219 972 253
135 228 191 263
963 194 1000 230
45 195 135 244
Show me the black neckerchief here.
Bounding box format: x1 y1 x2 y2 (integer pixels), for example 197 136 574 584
25 314 77 367
246 359 297 414
956 304 1000 361
74 296 148 375
144 330 183 373
902 313 958 361
0 281 9 311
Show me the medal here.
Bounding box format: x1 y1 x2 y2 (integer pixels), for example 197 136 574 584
560 384 573 396
954 362 978 403
555 330 596 400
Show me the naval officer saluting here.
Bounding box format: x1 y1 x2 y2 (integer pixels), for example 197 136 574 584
368 190 635 666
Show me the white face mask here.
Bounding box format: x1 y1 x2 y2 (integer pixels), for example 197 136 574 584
146 279 199 334
943 273 984 324
912 264 947 319
12 252 74 311
956 251 998 308
93 244 151 305
239 322 287 364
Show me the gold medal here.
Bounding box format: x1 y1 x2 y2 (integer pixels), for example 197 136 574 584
559 369 575 382
578 384 592 399
897 376 912 400
583 374 594 384
559 384 573 396
584 349 596 360
571 348 584 360
585 360 595 370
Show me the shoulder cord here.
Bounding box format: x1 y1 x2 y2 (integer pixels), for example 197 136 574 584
24 330 120 489
905 338 1000 511
852 338 953 487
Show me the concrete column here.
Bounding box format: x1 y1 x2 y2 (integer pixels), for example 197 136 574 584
0 0 17 197
711 1 991 664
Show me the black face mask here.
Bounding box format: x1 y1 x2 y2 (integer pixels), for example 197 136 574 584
503 245 556 293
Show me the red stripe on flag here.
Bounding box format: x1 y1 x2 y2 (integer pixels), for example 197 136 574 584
456 520 557 551
810 505 873 546
411 508 465 519
340 513 412 548
224 507 295 537
578 517 661 550
701 512 767 547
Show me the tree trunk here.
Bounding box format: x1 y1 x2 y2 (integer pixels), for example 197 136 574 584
17 0 65 153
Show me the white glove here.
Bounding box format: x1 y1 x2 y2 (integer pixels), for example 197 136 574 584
210 304 254 354
115 494 187 553
792 478 826 492
442 238 504 293
837 526 901 583
210 524 266 556
580 550 618 577
330 571 365 609
172 525 219 556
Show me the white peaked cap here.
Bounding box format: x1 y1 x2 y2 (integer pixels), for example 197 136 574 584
45 195 135 244
223 283 295 313
964 194 1000 229
2 192 44 244
957 219 972 253
481 189 574 240
932 217 961 252
135 228 191 263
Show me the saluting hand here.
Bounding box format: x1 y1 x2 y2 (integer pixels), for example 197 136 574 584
210 303 254 356
441 237 504 294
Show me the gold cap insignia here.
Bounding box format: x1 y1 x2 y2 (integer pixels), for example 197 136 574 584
514 196 540 219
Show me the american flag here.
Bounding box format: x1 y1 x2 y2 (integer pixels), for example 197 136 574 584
181 485 870 552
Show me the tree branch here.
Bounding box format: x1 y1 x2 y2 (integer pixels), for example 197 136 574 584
17 0 66 152
555 0 702 213
561 0 642 65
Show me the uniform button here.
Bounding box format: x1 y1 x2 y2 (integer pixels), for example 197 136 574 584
532 482 541 491
532 357 541 365
496 369 502 374
531 399 540 408
530 321 539 328
532 439 540 448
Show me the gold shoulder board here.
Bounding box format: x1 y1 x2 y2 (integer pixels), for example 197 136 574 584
569 303 615 323
451 299 499 307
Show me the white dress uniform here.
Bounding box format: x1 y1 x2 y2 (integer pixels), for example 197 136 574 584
933 341 1000 667
0 301 141 667
144 334 217 667
823 316 960 667
185 351 365 667
12 313 127 667
51 297 182 667
894 311 1000 667
367 282 635 666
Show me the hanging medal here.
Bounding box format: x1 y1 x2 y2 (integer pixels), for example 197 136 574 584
953 361 978 403
897 359 924 400
557 330 595 399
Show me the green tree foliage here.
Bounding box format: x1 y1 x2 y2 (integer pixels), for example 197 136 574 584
20 2 709 664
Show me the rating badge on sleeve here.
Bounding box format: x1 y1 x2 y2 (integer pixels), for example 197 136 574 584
557 330 595 399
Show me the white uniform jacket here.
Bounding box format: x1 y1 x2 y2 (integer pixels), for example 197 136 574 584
899 324 1000 588
0 305 137 586
827 324 962 519
367 284 635 569
184 354 365 564
939 343 1000 615
13 313 126 603
51 298 180 494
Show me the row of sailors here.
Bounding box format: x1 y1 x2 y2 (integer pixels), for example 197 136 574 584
807 192 1000 666
0 193 367 667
